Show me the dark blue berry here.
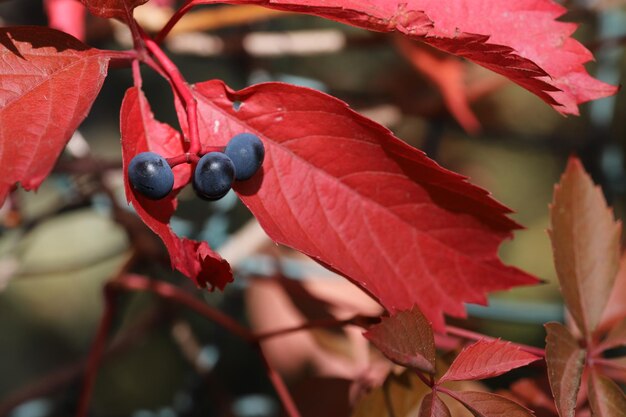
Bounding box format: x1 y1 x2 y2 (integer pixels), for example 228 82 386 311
224 133 265 181
128 152 174 200
193 152 235 200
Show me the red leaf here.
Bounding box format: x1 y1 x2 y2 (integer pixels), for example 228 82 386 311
588 369 626 417
445 390 535 417
438 339 539 383
44 0 86 41
0 27 108 204
189 0 616 114
544 322 585 417
120 86 232 290
364 307 436 373
419 392 452 417
79 0 148 19
549 157 622 337
183 80 538 330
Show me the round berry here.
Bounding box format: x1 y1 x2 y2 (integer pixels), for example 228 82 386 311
128 151 174 200
193 152 235 201
224 133 265 181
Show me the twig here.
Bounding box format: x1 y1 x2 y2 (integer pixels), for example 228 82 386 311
75 288 116 417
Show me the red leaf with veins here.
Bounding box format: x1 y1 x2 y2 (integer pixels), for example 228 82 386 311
120 86 232 290
0 27 108 204
188 0 616 114
438 339 539 383
79 0 148 19
177 80 537 330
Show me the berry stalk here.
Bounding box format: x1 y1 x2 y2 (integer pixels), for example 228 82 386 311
138 25 202 155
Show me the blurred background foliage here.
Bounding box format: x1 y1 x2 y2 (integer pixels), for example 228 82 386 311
0 0 624 416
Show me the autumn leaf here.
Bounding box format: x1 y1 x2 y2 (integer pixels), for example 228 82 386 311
186 0 616 115
419 392 452 417
0 27 109 204
588 370 626 417
176 79 537 330
120 86 232 290
79 0 148 19
444 390 535 417
544 322 585 417
364 307 436 374
438 339 539 383
549 157 622 337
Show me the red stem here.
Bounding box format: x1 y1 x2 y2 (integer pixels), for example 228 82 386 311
256 345 303 417
445 325 545 357
138 25 201 154
414 370 434 388
75 288 116 417
253 317 357 341
166 153 200 167
132 59 142 89
154 0 196 44
109 275 252 341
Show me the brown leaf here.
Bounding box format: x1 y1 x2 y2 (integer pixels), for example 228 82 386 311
419 392 452 417
549 157 622 337
445 390 534 417
545 322 586 417
364 307 436 374
588 370 626 417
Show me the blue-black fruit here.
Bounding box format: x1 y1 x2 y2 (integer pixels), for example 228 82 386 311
194 152 235 200
224 133 265 181
128 151 174 200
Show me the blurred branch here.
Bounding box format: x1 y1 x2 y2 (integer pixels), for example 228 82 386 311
0 305 164 417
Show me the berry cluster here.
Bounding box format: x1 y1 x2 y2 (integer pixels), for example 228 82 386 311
128 133 265 201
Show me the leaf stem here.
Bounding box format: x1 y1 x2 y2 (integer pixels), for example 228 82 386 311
154 0 196 44
138 24 201 154
445 325 545 357
414 370 434 388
